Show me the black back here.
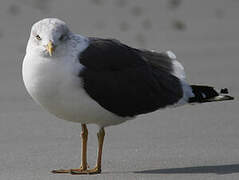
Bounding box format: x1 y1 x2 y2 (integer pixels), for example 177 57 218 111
79 38 183 117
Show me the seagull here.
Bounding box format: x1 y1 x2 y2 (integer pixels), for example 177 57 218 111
22 18 234 175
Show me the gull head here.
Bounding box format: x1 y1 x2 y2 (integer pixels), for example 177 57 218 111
26 18 72 57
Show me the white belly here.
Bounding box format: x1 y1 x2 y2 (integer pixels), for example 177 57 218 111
22 55 128 127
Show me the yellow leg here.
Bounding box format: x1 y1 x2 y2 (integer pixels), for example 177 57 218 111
71 128 105 175
80 124 88 170
95 128 105 171
52 124 88 174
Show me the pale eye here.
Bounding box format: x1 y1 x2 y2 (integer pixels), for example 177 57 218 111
35 35 41 41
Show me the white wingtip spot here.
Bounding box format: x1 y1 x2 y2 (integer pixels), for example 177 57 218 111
166 51 176 59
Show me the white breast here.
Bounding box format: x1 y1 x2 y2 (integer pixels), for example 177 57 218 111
22 54 128 127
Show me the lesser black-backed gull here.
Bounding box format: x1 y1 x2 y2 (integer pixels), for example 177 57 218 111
22 18 234 174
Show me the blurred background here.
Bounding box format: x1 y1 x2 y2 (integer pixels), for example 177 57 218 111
0 0 238 179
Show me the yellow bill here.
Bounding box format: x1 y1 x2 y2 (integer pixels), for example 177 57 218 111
47 41 55 56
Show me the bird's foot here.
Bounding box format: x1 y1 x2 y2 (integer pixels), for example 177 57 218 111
52 165 89 174
71 167 101 175
52 169 72 174
52 166 101 175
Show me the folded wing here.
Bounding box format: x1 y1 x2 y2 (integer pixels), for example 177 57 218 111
79 38 184 117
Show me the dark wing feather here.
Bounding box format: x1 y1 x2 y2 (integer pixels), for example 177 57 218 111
138 49 174 74
79 38 183 117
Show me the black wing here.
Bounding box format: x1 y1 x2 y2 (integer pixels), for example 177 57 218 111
79 38 183 117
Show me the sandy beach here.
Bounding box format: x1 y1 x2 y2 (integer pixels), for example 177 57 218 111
0 0 238 179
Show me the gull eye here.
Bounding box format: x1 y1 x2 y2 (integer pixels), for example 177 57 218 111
59 34 67 41
35 35 41 41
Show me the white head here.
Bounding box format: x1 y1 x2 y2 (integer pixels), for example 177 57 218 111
26 18 80 57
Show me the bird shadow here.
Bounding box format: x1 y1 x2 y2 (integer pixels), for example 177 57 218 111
134 164 239 175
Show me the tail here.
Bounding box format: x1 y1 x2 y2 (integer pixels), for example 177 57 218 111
189 85 234 103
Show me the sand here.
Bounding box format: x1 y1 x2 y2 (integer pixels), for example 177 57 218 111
0 0 238 179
